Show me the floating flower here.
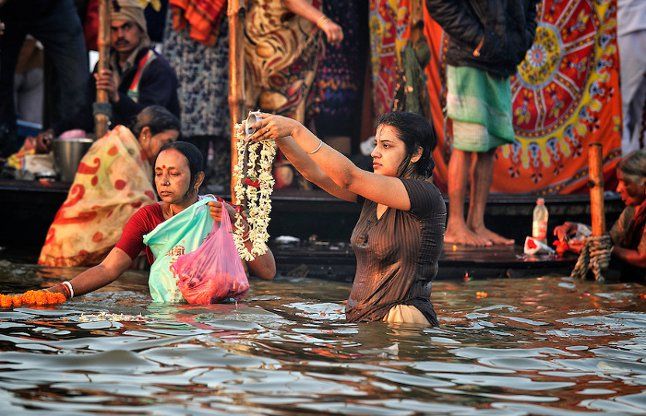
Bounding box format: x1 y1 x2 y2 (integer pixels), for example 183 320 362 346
0 290 66 308
476 291 488 299
0 295 12 308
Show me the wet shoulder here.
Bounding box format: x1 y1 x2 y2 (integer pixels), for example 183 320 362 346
400 178 446 218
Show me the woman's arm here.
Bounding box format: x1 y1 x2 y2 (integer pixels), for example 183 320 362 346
283 0 343 44
251 115 412 211
50 248 133 297
245 243 276 280
613 246 646 269
275 135 357 202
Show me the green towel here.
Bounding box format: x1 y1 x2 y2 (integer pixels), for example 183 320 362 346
447 65 515 152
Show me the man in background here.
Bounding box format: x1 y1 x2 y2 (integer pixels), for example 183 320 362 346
0 0 88 157
51 0 179 137
426 0 539 247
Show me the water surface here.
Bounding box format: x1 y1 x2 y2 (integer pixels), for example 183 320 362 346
0 261 644 415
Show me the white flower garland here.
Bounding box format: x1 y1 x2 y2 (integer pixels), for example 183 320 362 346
232 122 277 261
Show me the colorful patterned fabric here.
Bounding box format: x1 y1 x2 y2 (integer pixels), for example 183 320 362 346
447 65 515 152
393 33 431 117
38 126 156 267
163 12 229 138
244 0 324 122
169 0 226 46
369 0 412 116
424 0 622 194
312 0 368 136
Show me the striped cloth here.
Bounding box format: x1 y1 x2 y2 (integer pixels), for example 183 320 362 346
170 0 226 46
446 65 515 152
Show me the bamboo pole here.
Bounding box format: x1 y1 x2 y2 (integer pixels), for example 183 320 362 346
588 143 606 236
94 0 111 139
228 0 247 203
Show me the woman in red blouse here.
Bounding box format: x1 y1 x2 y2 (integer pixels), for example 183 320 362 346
48 141 276 300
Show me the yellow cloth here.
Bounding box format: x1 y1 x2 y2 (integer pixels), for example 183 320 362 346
383 305 430 325
38 126 156 267
6 137 37 170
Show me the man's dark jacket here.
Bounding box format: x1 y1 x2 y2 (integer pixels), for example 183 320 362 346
426 0 540 77
54 47 180 134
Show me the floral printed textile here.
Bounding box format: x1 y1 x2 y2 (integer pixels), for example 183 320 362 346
312 0 368 137
244 0 324 122
424 0 622 193
38 126 156 267
370 0 411 116
163 13 229 138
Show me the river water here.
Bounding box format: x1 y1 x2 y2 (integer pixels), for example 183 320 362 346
0 261 644 415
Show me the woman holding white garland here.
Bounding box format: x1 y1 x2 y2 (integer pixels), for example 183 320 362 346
250 111 446 325
47 141 276 301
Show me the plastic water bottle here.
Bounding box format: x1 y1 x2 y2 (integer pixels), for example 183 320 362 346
532 198 549 243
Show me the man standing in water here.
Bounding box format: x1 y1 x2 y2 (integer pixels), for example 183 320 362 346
426 0 539 246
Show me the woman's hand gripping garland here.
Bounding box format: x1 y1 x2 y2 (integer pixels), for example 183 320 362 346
232 113 277 261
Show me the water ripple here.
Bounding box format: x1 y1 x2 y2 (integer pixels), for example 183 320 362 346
0 266 643 415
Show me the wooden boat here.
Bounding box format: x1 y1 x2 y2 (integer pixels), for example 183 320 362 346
0 179 625 279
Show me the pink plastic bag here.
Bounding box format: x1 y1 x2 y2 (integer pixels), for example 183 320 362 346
171 208 249 305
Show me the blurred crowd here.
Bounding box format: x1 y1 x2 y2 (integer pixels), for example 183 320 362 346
0 0 374 192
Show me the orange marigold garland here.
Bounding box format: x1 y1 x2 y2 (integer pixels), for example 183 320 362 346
0 291 67 308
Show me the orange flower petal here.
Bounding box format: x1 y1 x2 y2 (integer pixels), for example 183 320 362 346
22 291 36 305
0 294 12 308
35 291 47 306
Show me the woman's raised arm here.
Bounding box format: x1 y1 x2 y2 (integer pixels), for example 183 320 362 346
251 115 412 210
275 134 357 202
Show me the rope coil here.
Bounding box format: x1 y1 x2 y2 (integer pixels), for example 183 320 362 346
570 234 613 282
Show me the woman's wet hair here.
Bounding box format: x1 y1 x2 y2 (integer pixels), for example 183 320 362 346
155 141 204 191
130 105 181 138
376 111 437 178
618 149 646 185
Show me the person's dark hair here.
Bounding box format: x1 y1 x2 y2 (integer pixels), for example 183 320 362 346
618 149 646 185
376 111 437 178
155 141 204 191
130 105 181 139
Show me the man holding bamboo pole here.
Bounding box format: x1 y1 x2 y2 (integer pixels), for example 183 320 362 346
44 0 179 141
